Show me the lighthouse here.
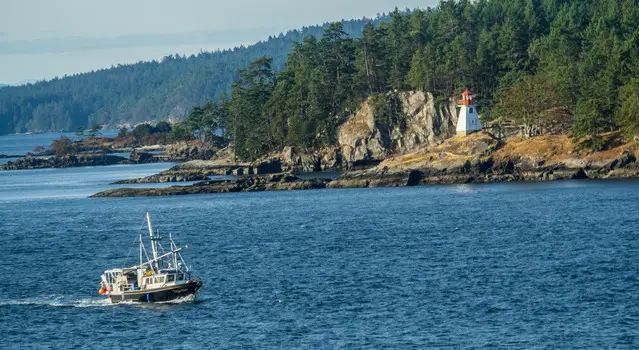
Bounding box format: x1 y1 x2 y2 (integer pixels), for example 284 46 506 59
456 89 482 136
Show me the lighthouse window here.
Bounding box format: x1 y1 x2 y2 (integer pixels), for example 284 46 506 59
469 107 474 113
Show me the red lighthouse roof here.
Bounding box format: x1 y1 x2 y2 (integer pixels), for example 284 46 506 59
457 89 475 106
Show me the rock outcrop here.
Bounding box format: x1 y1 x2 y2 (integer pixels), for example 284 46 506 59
250 146 342 174
163 141 221 161
1 154 128 170
338 91 457 167
93 174 332 197
247 91 457 175
128 150 156 164
111 172 209 184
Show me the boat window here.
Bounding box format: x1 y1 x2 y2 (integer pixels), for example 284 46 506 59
155 276 165 284
177 273 184 281
167 275 175 282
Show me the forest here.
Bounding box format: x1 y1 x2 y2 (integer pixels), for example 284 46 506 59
173 0 639 160
0 17 383 136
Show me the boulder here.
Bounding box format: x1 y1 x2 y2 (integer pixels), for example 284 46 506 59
606 152 636 170
164 141 218 161
250 146 342 175
254 158 283 175
129 150 155 164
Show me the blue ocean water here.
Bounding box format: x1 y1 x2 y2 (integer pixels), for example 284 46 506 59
1 139 639 347
0 130 119 156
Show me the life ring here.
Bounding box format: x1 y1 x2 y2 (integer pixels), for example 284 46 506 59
99 288 106 295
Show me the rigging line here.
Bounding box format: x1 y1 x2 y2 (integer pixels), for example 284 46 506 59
120 218 150 268
120 219 147 267
121 235 139 267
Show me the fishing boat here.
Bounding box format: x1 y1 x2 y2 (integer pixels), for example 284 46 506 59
98 213 202 303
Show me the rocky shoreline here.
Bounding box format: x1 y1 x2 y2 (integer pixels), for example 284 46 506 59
1 154 130 170
92 174 332 197
91 160 639 198
91 132 639 198
0 149 171 171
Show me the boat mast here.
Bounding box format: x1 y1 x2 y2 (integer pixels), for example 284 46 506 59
170 232 178 270
146 212 159 270
139 230 143 268
123 247 185 273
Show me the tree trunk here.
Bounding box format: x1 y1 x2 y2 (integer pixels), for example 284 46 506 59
364 47 374 95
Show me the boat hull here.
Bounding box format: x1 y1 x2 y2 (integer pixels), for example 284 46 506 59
108 280 202 303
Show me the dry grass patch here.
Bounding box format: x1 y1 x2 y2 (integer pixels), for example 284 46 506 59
494 135 574 162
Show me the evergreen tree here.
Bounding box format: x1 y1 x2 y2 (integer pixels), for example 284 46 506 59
228 57 276 160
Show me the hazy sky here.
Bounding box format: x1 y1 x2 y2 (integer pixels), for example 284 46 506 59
0 0 439 85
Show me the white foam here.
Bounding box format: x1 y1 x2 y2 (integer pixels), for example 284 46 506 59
452 184 475 193
0 294 199 308
0 296 113 308
155 294 197 304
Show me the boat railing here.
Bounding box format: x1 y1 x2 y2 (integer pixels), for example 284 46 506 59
120 283 136 292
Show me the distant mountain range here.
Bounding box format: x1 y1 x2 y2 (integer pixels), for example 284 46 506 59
0 17 386 136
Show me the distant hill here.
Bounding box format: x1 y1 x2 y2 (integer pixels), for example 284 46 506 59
0 17 386 136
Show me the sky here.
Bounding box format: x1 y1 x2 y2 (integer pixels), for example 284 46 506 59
0 0 439 85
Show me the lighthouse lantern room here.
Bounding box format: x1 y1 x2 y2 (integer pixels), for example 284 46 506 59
456 89 482 136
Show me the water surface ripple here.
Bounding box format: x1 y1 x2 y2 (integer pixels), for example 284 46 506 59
1 165 638 348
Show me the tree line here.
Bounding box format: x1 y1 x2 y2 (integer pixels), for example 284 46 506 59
0 17 384 136
175 0 639 160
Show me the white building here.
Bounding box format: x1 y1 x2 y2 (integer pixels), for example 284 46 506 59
456 89 482 136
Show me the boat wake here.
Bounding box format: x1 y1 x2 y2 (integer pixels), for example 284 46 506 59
118 294 200 307
0 295 200 308
156 294 198 304
0 296 113 308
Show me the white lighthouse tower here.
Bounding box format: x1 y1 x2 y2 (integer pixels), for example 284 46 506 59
456 89 482 136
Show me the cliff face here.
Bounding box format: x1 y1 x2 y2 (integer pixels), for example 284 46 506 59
247 91 458 172
338 91 457 167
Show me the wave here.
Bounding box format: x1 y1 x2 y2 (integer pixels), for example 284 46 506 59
118 294 201 308
452 184 476 193
156 294 198 304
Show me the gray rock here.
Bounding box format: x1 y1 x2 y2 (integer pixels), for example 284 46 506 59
338 91 458 167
